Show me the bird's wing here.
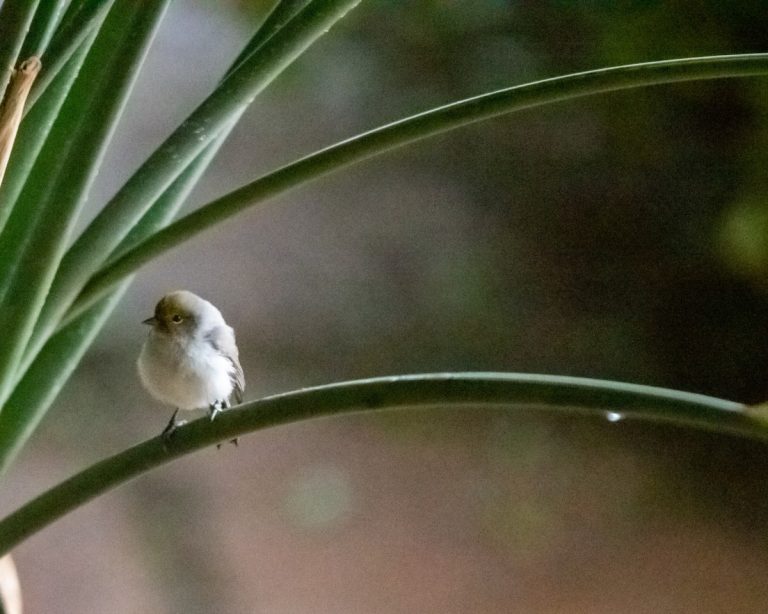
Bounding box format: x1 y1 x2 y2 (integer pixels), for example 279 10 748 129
205 325 245 404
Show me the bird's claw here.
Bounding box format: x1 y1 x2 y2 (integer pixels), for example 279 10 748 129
161 409 179 445
209 401 235 448
209 400 226 422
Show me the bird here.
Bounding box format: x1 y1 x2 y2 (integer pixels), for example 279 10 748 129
137 290 244 442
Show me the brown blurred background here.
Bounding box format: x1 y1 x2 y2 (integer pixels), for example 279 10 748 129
5 0 768 611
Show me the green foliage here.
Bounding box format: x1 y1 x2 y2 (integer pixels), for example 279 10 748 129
0 0 40 99
0 0 362 474
0 0 765 570
72 54 768 319
0 373 757 557
0 0 171 407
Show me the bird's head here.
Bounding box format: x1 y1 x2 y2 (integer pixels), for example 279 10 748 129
142 290 223 337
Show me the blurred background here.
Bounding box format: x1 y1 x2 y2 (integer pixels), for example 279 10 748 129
4 0 768 611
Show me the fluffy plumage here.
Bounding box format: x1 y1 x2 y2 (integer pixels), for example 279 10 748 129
138 291 244 422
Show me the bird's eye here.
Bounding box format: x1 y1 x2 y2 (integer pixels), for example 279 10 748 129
171 314 183 323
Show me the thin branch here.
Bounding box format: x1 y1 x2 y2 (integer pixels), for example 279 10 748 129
39 0 362 349
65 53 768 320
0 372 758 555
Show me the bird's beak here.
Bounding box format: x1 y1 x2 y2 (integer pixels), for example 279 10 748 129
142 316 157 326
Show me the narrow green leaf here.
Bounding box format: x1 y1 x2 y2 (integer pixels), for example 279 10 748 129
0 0 40 101
66 53 768 317
0 33 98 236
11 125 228 480
229 0 312 75
0 373 757 555
5 0 324 466
5 160 215 473
6 0 318 469
20 0 68 58
107 0 311 262
0 0 171 406
38 0 362 349
107 127 235 264
16 135 224 379
25 0 115 110
21 0 315 376
0 285 128 475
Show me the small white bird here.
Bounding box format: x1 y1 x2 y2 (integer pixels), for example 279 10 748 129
137 290 244 439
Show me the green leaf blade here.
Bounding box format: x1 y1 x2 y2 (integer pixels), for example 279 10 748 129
0 285 128 475
69 53 768 315
39 0 362 346
20 0 68 59
228 0 313 76
0 0 172 406
104 0 314 265
6 0 322 466
0 0 41 100
0 373 756 556
0 32 97 238
25 0 115 109
7 0 335 471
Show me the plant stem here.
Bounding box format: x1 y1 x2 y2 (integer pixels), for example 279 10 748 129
0 0 40 102
0 0 171 408
0 27 100 237
66 53 768 319
38 0 363 350
20 0 67 58
18 0 326 384
25 0 115 109
0 286 128 475
229 0 313 75
0 372 758 556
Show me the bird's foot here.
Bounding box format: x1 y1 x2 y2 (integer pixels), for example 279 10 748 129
210 400 235 448
208 400 228 422
161 409 180 446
